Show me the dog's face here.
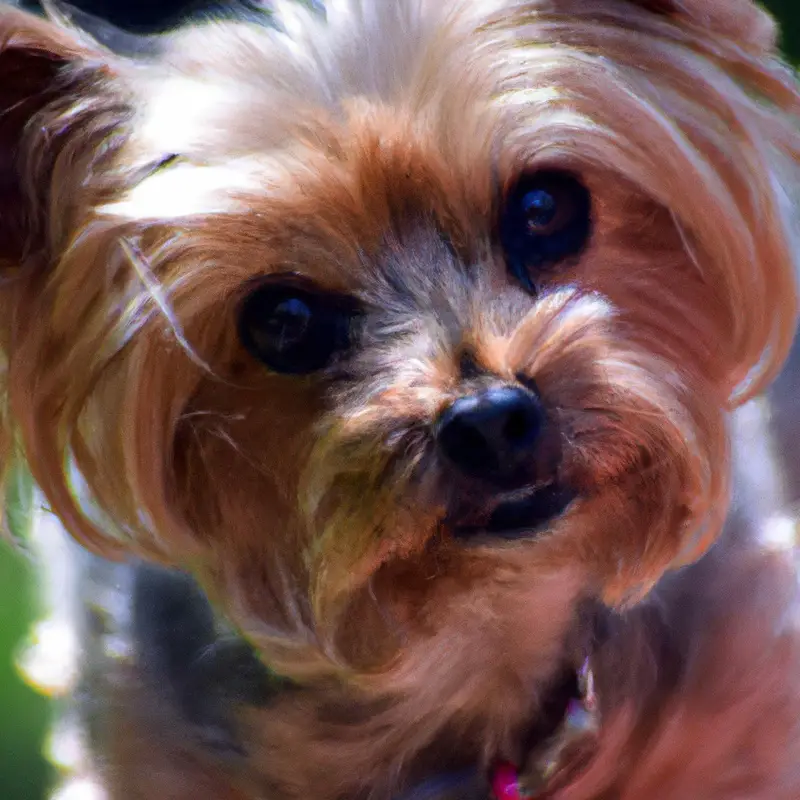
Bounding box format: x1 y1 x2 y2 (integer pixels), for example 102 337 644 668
0 0 799 729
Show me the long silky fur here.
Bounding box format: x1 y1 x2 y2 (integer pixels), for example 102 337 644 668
2 1 800 798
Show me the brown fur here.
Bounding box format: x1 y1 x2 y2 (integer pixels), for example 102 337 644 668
1 1 800 798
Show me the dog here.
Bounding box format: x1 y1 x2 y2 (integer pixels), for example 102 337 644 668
2 0 800 797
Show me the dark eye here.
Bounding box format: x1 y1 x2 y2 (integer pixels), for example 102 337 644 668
500 170 592 291
238 278 359 374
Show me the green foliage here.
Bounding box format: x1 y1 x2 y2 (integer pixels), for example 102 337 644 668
0 538 51 797
766 0 800 60
6 465 34 543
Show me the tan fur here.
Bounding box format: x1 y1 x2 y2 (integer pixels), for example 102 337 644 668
1 1 800 798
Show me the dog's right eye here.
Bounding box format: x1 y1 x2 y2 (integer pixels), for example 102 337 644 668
238 279 359 374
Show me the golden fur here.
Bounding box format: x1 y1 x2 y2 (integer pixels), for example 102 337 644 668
2 1 800 797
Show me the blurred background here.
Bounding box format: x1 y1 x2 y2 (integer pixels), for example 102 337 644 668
773 2 799 60
0 1 798 797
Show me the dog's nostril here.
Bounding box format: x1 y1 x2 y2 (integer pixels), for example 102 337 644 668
436 385 545 483
438 415 498 474
504 408 535 444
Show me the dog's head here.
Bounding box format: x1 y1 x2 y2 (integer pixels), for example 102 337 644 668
0 0 798 732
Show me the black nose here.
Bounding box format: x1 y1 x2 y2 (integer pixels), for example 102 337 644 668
436 385 545 484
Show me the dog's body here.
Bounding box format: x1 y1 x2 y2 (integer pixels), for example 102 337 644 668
3 1 800 798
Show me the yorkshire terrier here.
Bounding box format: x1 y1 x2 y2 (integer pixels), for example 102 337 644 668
2 1 800 798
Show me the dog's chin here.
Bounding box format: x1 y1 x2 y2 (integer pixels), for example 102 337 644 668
452 485 577 542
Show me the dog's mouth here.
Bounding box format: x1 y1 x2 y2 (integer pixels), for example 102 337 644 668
452 484 576 540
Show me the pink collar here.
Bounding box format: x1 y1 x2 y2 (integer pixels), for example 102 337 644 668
491 763 530 800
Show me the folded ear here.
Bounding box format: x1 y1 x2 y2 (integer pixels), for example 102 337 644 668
0 7 129 266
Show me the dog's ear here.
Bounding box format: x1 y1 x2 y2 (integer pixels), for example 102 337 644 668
0 7 129 266
628 0 778 51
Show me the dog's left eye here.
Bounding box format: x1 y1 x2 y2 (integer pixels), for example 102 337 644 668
500 170 592 290
238 279 359 374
